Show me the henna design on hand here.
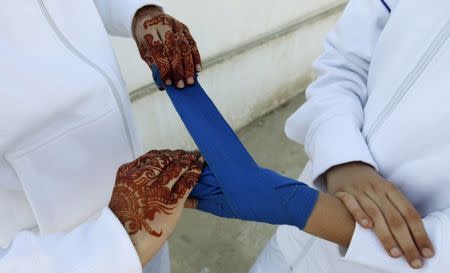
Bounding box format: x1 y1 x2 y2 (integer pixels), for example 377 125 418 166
110 150 204 237
133 8 201 88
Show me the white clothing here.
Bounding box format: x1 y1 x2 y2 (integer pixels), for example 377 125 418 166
253 0 450 272
0 0 170 272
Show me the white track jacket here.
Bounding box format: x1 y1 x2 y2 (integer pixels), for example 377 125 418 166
283 0 450 272
0 0 163 272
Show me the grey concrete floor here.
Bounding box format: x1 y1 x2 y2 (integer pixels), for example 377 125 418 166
169 92 309 273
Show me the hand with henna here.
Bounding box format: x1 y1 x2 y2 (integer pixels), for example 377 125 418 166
132 5 202 89
109 150 204 266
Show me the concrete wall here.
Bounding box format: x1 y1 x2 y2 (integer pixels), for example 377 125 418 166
111 0 347 150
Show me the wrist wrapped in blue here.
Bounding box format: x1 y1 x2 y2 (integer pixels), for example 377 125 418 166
152 66 319 229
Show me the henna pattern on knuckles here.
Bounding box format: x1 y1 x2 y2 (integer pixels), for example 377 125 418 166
110 150 203 238
134 11 199 84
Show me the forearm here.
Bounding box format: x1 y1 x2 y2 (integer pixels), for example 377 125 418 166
304 192 355 247
110 203 166 266
130 229 167 266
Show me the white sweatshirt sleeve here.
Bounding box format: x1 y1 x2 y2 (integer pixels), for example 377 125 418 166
0 208 143 273
284 0 392 187
94 0 163 37
343 209 450 273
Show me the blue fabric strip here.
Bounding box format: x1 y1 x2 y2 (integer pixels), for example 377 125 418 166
380 0 391 13
152 66 319 229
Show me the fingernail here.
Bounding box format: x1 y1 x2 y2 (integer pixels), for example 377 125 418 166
390 247 402 257
422 248 433 258
187 77 195 85
411 259 423 268
165 79 172 86
177 80 185 88
196 64 202 72
361 219 369 227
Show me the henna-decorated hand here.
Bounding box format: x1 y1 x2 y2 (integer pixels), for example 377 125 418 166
133 6 202 89
109 149 204 266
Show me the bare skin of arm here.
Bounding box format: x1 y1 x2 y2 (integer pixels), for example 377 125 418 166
188 190 356 247
304 193 355 247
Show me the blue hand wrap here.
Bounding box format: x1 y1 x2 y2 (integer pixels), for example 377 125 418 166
152 66 319 229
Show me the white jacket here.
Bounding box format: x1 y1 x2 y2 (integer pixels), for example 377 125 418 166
284 0 450 272
0 0 162 272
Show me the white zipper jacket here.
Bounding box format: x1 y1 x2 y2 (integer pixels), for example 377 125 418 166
0 0 162 272
282 0 450 272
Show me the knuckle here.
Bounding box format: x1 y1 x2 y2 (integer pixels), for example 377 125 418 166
405 207 421 222
383 180 396 190
365 206 380 218
387 215 405 230
370 182 384 194
117 165 128 175
180 22 189 30
337 192 353 203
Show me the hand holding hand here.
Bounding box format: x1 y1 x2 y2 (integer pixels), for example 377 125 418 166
327 162 434 269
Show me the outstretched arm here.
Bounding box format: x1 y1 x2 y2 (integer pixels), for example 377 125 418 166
151 66 354 246
155 67 446 272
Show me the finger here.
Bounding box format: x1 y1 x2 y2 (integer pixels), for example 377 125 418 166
357 195 402 258
176 150 201 164
366 193 424 268
159 29 185 88
387 188 434 258
173 21 195 85
184 198 198 209
143 33 173 86
382 199 424 268
179 36 195 85
172 22 195 84
380 201 424 268
182 24 202 72
335 192 372 228
156 150 200 170
172 157 205 200
138 150 174 170
154 160 190 189
119 150 172 179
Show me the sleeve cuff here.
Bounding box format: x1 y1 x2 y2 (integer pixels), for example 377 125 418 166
102 208 144 272
105 0 163 37
304 115 378 191
342 212 447 273
3 208 143 272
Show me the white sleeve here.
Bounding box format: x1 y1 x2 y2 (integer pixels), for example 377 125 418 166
94 0 163 37
343 209 450 273
0 208 142 273
284 0 391 187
